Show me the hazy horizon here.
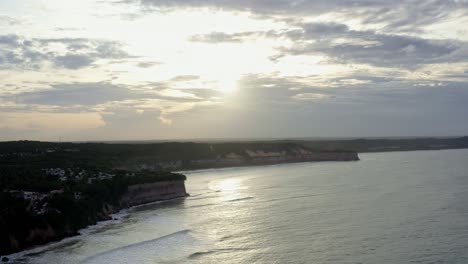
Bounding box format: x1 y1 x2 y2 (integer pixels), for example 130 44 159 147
1 1 468 141
2 135 467 144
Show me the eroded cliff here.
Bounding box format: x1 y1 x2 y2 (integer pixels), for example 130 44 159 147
0 180 188 256
120 181 188 207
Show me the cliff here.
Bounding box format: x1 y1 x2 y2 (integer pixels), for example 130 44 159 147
0 180 188 256
184 151 359 169
121 147 360 171
120 181 188 207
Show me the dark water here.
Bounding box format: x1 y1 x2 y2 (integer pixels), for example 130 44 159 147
13 149 468 263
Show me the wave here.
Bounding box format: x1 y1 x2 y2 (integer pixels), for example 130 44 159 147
188 247 255 259
226 196 255 202
186 203 217 209
187 195 219 201
81 229 193 264
257 193 323 203
5 210 129 262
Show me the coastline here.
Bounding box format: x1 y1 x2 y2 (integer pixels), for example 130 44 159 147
1 155 359 259
5 148 466 262
2 195 189 262
1 180 189 258
170 151 360 172
177 158 360 174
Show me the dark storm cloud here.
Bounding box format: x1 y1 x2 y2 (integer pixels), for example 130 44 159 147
0 34 131 70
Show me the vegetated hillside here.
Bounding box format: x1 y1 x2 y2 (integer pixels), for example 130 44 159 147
0 141 356 171
290 136 468 152
0 170 187 255
2 137 466 171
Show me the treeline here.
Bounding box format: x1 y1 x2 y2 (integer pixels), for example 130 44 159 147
0 166 62 192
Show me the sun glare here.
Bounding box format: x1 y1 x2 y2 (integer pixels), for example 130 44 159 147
216 178 242 192
216 78 239 94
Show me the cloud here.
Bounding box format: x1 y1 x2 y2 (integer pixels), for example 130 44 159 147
1 1 467 140
158 115 172 125
1 80 223 130
190 31 260 43
0 34 20 45
54 54 95 69
13 82 141 106
125 0 468 31
291 93 330 101
0 34 130 70
136 61 161 68
279 22 464 68
182 88 222 99
194 21 467 69
54 27 84 31
358 1 468 32
7 79 222 110
0 15 24 26
169 75 200 82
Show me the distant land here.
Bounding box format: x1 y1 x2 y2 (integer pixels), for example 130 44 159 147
72 135 468 144
286 136 468 153
1 137 467 257
0 141 359 172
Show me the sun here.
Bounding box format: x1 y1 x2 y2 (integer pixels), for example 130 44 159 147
216 77 239 94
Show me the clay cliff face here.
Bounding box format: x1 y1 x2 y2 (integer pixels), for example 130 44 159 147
186 151 360 169
123 150 360 171
120 181 188 207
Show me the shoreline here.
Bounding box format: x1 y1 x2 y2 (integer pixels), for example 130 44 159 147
178 147 468 174
1 179 189 258
2 195 188 262
175 153 360 173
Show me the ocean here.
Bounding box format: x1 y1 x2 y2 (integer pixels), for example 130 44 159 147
11 149 468 263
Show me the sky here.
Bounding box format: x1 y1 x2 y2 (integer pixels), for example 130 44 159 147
1 0 468 141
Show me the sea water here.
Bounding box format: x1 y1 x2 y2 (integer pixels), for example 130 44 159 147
11 149 468 263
